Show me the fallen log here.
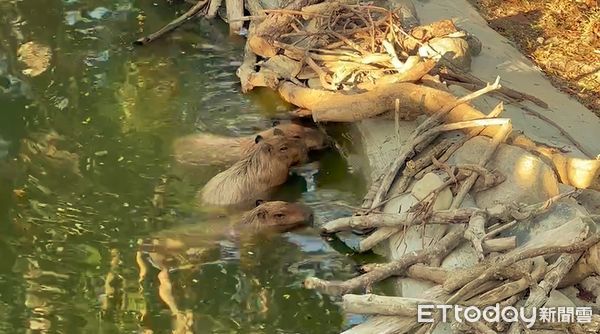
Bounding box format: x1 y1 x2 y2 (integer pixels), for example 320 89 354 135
278 81 600 190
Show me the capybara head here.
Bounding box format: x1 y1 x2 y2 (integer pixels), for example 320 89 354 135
258 122 328 151
240 200 314 232
198 134 309 207
254 133 308 167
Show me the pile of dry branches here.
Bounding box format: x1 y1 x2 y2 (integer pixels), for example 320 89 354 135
239 0 549 106
230 0 600 190
303 82 600 333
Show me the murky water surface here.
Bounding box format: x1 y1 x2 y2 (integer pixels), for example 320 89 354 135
0 1 369 333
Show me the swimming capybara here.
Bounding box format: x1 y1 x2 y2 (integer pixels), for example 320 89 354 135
136 200 313 322
172 122 327 166
197 134 308 207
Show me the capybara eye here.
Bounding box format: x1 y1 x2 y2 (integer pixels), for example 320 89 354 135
279 146 288 152
274 213 285 219
293 135 301 139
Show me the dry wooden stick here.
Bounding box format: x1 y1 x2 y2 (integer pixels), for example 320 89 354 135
483 219 517 240
358 227 402 253
387 139 455 200
134 0 209 45
360 173 383 210
451 121 512 209
558 242 600 288
305 55 337 90
446 233 600 305
342 294 438 316
321 209 475 233
225 0 244 33
464 211 487 260
506 252 585 334
303 225 466 296
429 120 511 268
518 250 591 326
325 188 580 235
439 64 548 109
482 236 516 253
464 257 547 307
382 39 403 70
370 77 501 210
414 118 510 147
415 101 504 180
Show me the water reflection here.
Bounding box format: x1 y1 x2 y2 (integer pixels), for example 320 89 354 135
0 0 366 333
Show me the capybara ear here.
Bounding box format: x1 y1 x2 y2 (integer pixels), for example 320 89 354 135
255 135 263 143
273 128 285 136
272 120 281 126
255 199 265 207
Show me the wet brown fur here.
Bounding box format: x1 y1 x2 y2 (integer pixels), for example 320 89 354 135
198 135 308 207
173 123 326 166
137 201 313 322
140 201 313 270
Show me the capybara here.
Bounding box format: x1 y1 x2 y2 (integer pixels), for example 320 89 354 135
172 122 327 166
197 134 308 207
136 200 313 324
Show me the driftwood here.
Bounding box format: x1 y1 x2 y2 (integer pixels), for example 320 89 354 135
430 120 511 265
439 66 548 109
304 226 466 296
464 257 547 307
414 101 505 180
225 0 244 34
444 219 595 296
369 78 502 211
343 294 438 316
279 80 600 190
321 189 577 235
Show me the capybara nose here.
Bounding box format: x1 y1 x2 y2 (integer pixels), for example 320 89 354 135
298 205 314 225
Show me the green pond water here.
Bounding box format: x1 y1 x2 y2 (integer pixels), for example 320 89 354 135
0 1 372 333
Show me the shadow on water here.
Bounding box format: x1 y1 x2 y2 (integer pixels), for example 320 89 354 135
0 0 375 333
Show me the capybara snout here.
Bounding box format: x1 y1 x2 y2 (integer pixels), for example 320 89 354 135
242 200 314 232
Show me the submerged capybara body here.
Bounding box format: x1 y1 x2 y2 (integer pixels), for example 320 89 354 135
139 201 313 271
198 135 308 207
173 122 326 166
136 201 313 323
